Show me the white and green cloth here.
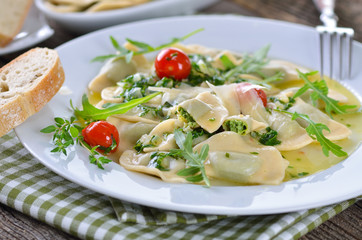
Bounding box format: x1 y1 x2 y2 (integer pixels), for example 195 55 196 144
0 131 358 239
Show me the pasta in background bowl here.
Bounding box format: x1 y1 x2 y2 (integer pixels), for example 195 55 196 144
35 0 219 33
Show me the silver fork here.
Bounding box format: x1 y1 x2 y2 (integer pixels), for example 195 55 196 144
313 0 354 79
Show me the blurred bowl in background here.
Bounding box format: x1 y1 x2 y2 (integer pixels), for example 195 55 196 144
35 0 219 34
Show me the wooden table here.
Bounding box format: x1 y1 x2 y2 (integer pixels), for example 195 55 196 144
0 0 361 239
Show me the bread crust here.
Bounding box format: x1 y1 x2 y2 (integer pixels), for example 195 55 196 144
0 48 65 137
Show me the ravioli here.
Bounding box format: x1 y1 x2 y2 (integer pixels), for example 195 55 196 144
86 42 360 187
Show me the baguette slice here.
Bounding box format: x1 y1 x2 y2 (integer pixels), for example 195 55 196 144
0 0 33 47
0 48 65 137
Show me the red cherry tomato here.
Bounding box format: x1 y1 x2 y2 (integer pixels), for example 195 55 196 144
82 121 119 153
154 48 191 80
254 88 268 107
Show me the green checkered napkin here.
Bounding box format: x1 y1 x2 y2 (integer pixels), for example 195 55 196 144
0 131 359 240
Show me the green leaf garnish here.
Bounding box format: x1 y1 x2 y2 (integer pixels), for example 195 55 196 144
92 28 204 62
223 44 270 80
72 92 160 121
293 70 356 117
174 129 210 187
280 110 347 157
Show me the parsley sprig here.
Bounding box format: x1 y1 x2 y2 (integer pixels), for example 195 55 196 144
293 70 356 117
174 129 210 187
91 28 204 62
40 117 114 169
278 110 347 157
40 116 82 155
40 116 114 169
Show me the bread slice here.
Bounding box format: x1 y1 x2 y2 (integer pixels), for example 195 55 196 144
0 48 65 137
0 0 33 47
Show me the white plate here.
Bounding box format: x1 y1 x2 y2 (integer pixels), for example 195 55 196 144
35 0 219 34
15 15 362 215
0 4 54 56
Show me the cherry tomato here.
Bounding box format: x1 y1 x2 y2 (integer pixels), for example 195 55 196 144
154 48 191 80
254 88 268 107
236 82 268 107
82 121 119 153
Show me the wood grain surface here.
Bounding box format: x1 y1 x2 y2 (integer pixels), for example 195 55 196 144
0 0 361 239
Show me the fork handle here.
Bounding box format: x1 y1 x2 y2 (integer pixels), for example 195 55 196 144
313 0 338 27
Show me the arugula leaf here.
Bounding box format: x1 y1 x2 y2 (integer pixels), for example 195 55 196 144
219 54 236 70
223 44 270 80
293 70 356 117
281 110 347 157
73 92 160 121
174 129 210 187
92 28 204 62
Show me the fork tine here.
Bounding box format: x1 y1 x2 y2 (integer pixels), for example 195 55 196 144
346 32 353 79
329 32 333 79
337 32 343 80
319 31 324 78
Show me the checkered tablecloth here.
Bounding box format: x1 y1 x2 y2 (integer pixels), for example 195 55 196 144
0 131 358 239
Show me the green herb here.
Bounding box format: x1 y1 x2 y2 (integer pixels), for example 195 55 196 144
41 117 113 170
88 145 112 170
149 152 169 171
223 44 270 80
188 54 225 86
281 110 347 157
191 128 210 139
253 127 281 146
149 151 183 171
219 54 236 70
92 28 204 62
174 129 210 187
293 70 356 117
40 116 82 155
222 119 249 135
73 92 160 121
250 152 259 155
298 172 309 177
134 139 154 153
225 152 230 158
177 107 199 128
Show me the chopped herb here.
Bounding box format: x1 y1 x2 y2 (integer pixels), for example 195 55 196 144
298 172 309 177
177 107 199 128
222 119 249 135
250 152 259 155
191 128 210 139
225 152 230 158
134 139 154 153
253 127 281 146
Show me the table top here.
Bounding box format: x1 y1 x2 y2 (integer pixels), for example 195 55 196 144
0 0 361 239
